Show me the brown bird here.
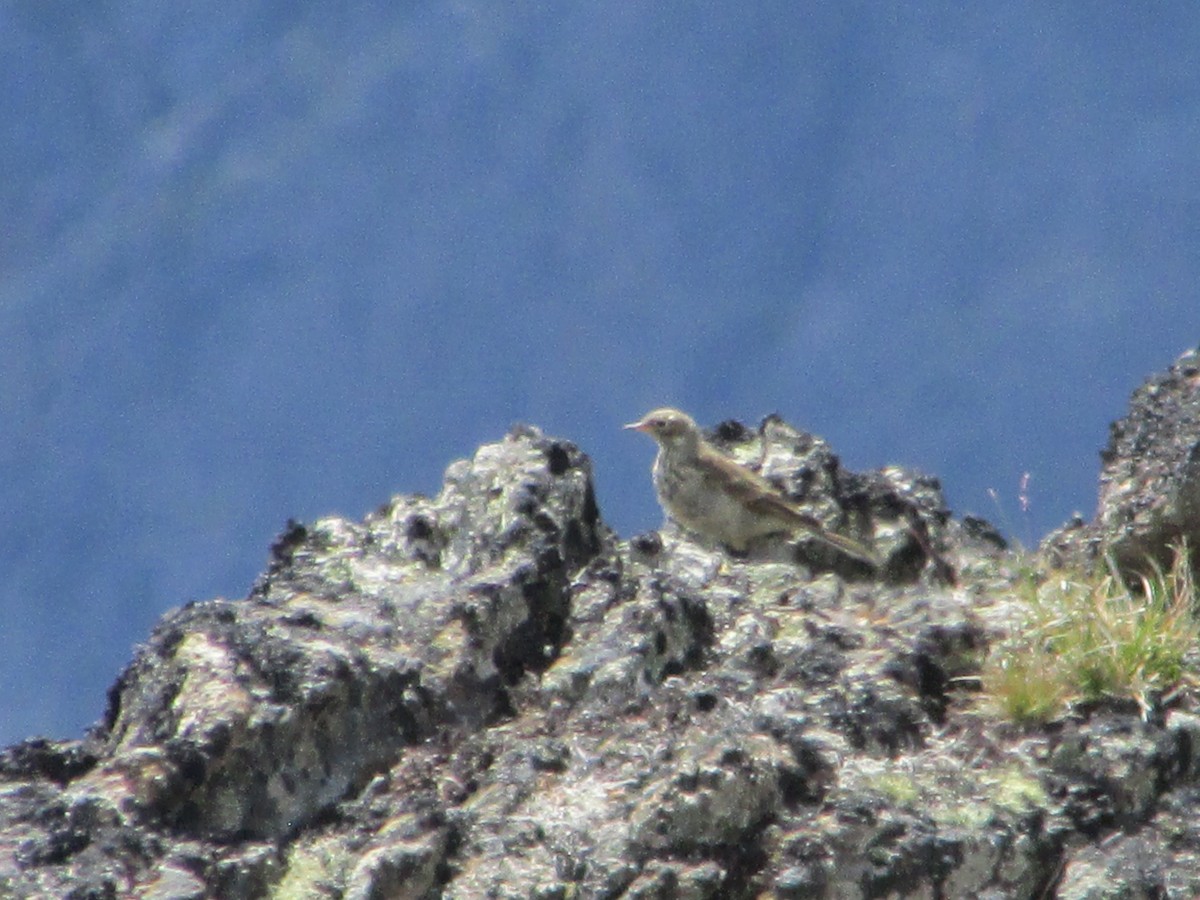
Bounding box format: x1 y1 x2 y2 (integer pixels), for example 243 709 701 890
625 408 879 566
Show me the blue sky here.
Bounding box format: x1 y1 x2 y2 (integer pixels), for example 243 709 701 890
2 4 1198 745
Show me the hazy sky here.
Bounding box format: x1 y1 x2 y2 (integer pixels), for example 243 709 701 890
2 3 1198 745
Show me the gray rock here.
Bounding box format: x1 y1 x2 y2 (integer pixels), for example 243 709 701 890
1047 344 1200 576
2 371 1200 897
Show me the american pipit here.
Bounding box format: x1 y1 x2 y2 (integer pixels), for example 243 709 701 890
625 408 879 566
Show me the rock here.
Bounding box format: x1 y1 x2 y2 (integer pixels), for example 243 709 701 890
1047 344 1200 576
2 392 1200 898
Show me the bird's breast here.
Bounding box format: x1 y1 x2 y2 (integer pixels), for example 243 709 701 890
653 450 784 550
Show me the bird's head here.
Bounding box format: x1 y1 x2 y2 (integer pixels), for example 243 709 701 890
624 408 701 451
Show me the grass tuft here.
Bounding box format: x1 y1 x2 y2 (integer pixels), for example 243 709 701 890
984 543 1198 724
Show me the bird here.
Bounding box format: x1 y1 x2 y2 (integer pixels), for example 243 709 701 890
625 407 880 567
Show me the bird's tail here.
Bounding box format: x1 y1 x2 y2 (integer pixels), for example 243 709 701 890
803 528 881 568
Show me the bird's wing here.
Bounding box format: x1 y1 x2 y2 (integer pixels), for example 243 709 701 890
697 446 824 527
699 445 880 566
802 528 881 567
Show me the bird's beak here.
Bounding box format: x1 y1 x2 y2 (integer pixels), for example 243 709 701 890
624 418 649 432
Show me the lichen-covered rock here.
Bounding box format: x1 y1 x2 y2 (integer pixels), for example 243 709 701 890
0 426 605 895
2 392 1200 898
87 426 602 843
1047 344 1200 576
1098 346 1200 569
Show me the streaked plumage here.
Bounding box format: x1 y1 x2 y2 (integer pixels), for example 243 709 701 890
625 408 879 566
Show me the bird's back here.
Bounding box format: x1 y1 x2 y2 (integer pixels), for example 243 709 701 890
654 445 800 550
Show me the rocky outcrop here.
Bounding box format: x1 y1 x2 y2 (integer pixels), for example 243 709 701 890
1048 345 1200 576
0 428 605 897
3 354 1200 898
